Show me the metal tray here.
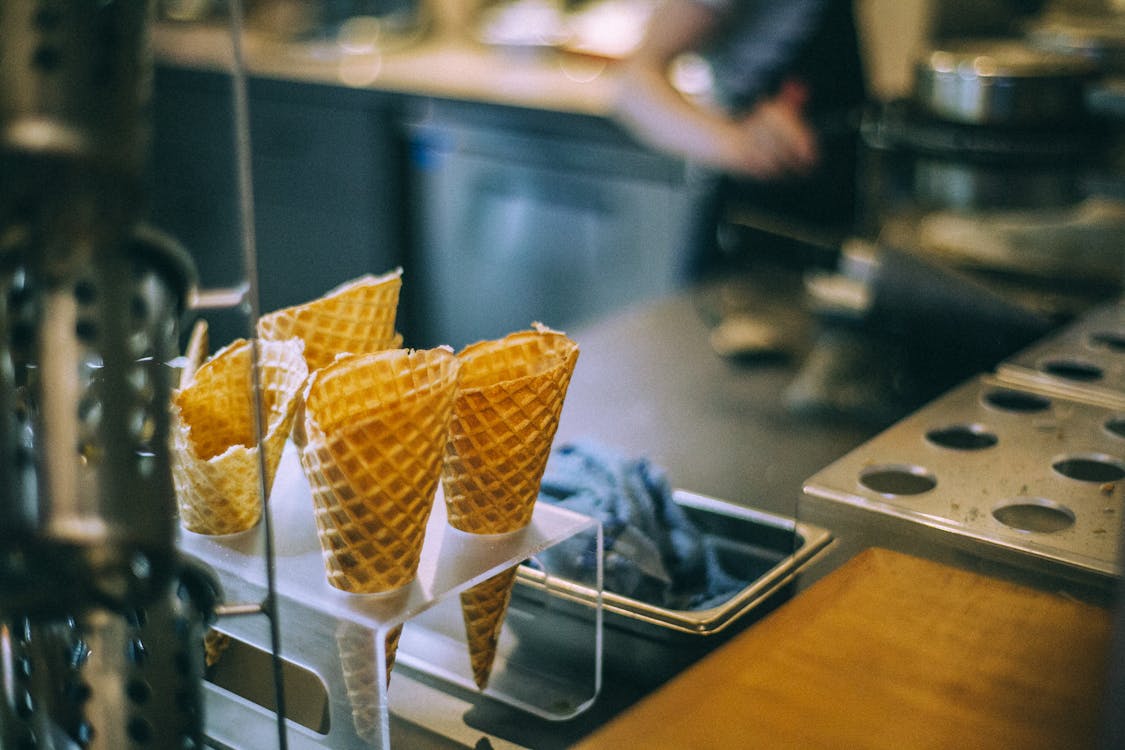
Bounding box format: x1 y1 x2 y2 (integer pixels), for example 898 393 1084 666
998 299 1125 409
515 490 833 637
803 374 1124 584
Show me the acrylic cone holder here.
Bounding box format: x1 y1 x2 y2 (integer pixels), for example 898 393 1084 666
179 443 603 749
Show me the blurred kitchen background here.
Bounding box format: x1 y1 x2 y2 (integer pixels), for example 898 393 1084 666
147 0 1125 421
140 5 1125 744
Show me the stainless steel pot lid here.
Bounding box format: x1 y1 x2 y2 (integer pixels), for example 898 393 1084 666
915 39 1099 126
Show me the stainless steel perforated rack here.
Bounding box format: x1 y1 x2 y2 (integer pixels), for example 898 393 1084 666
802 299 1125 591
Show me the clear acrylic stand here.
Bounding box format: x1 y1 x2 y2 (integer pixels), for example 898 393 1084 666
180 443 604 749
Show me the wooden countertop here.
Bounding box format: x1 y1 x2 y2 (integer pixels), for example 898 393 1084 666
575 547 1113 749
152 22 619 116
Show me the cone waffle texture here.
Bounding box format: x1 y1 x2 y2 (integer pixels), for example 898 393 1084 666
336 621 404 743
203 629 231 669
440 325 578 690
172 338 308 535
296 348 459 594
460 566 519 689
256 269 404 372
442 324 579 534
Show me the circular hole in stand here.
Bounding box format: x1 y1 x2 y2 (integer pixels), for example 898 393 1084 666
925 424 998 451
1106 416 1125 440
1089 331 1125 353
982 388 1051 414
1052 453 1125 483
1039 358 1104 382
993 498 1076 534
859 464 937 496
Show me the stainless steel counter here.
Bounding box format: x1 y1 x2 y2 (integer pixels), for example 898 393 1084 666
553 271 879 514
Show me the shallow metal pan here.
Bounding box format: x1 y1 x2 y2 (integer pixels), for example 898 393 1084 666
515 490 833 637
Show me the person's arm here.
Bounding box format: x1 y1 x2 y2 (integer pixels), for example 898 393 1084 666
613 0 819 180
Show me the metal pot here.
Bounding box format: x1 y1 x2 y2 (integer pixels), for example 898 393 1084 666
1026 13 1125 75
914 39 1099 127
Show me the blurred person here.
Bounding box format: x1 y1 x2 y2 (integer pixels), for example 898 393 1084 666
614 0 867 277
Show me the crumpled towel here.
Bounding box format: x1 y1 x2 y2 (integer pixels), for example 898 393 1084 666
534 441 747 611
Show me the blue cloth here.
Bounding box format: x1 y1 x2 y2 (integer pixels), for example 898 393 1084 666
535 441 747 611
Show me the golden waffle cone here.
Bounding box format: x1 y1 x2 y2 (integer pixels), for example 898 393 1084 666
441 324 579 689
335 621 404 743
295 348 459 594
460 566 519 690
172 338 309 535
256 269 404 372
442 324 580 535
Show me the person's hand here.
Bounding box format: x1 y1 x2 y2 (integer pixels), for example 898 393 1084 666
724 80 819 180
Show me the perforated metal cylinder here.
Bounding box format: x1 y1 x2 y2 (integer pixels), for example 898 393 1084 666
0 229 193 612
0 564 216 750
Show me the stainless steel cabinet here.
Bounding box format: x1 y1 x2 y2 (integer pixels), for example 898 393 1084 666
406 104 707 349
150 70 704 350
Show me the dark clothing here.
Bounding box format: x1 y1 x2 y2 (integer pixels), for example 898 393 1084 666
700 0 866 117
686 0 868 278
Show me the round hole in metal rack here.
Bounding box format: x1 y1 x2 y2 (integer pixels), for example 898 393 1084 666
1039 358 1104 382
859 464 937 496
1089 331 1125 353
1051 453 1125 483
925 423 998 451
1105 416 1125 440
981 388 1051 414
992 497 1076 534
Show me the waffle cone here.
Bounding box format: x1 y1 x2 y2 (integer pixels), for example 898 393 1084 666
172 338 308 535
296 348 459 594
460 566 519 690
441 325 577 689
442 324 579 535
335 621 404 743
256 269 404 372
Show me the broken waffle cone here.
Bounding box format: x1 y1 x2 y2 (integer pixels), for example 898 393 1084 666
203 628 231 669
460 566 519 690
256 269 404 372
295 348 459 594
441 324 579 689
335 621 404 743
172 337 309 535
